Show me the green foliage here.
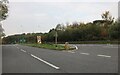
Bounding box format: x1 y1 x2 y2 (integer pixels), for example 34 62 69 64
109 21 120 40
0 0 9 37
2 20 119 44
0 0 9 21
2 11 119 44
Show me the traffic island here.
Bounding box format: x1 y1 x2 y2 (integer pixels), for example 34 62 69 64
21 43 76 51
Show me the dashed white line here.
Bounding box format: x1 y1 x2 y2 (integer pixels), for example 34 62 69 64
68 51 75 53
103 45 118 48
97 55 111 58
80 53 90 55
20 49 26 53
30 54 60 70
16 47 19 49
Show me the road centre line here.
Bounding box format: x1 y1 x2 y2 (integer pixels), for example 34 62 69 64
20 49 26 53
16 47 19 49
97 55 111 58
16 46 60 69
67 51 75 53
30 54 60 70
80 53 90 55
103 46 118 48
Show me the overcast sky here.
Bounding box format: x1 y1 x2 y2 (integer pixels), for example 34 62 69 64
2 0 119 36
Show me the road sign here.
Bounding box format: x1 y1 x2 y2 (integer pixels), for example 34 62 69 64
37 36 42 44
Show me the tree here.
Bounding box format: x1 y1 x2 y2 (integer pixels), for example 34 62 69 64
109 19 120 40
0 0 9 21
0 0 9 37
101 11 114 22
0 22 4 35
101 11 114 41
101 11 114 28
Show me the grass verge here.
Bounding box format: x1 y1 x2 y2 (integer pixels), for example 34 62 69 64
21 43 75 50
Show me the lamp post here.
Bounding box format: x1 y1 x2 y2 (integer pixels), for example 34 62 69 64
55 24 62 47
55 25 68 49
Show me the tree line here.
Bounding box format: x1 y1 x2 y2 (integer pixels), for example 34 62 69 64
0 0 9 44
2 11 120 44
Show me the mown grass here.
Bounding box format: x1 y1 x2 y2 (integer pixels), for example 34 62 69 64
21 43 69 50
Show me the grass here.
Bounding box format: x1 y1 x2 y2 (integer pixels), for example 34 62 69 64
21 43 75 50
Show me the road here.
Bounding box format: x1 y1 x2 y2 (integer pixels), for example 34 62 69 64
2 44 118 73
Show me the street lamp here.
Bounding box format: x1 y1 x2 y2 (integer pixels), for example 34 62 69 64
55 24 62 47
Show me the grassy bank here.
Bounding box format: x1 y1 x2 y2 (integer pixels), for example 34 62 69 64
21 43 75 50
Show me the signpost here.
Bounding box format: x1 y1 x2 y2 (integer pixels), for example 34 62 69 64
37 36 42 44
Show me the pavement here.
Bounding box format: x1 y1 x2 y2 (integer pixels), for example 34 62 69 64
2 44 118 73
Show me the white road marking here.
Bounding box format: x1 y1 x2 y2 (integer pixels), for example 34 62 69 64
30 54 60 70
79 44 101 46
103 46 118 48
16 47 19 49
20 49 26 53
73 45 78 50
97 55 111 58
68 51 75 53
103 44 118 48
80 53 90 55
